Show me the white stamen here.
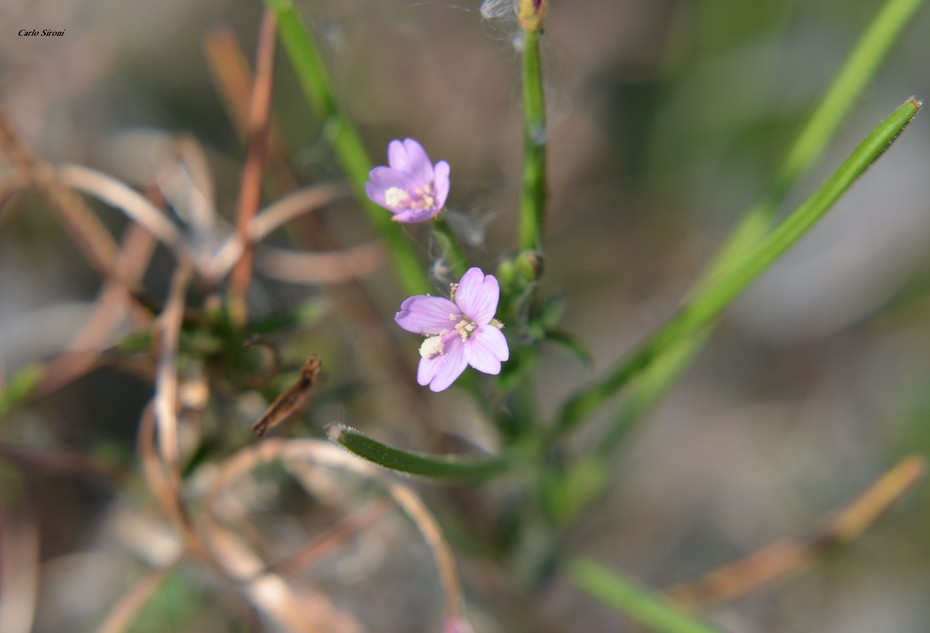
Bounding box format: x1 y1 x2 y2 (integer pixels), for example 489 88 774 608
419 335 445 359
385 187 410 208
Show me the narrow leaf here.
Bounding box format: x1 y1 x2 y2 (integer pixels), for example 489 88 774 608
265 0 430 295
328 424 512 480
557 98 922 433
569 559 724 633
0 363 45 418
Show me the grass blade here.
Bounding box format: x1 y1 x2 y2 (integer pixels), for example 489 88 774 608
569 559 724 633
265 0 430 295
557 98 922 433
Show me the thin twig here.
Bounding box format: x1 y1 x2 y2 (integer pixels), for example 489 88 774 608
204 25 297 194
229 10 278 326
206 438 466 625
207 182 353 279
666 456 926 610
270 499 394 576
36 222 156 397
153 263 194 486
248 182 351 242
0 112 118 278
57 164 184 252
94 563 179 633
257 242 386 286
0 506 40 633
201 20 434 434
0 442 126 484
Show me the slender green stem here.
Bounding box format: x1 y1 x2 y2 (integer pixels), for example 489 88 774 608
266 0 430 295
0 363 44 418
552 0 928 448
700 0 928 287
432 215 468 278
520 29 547 252
573 0 930 495
569 559 724 633
556 98 921 434
328 424 514 480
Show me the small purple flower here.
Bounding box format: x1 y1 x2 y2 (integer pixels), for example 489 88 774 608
365 138 450 223
396 267 509 392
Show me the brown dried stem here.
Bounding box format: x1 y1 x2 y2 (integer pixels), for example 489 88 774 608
0 442 126 484
270 498 394 576
94 563 179 633
202 22 433 433
229 10 278 326
57 164 184 252
0 506 40 633
0 111 117 278
36 222 156 397
257 241 386 285
206 438 466 624
666 455 926 610
204 25 296 194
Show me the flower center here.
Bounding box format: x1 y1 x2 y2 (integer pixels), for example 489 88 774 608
452 316 477 342
384 183 436 212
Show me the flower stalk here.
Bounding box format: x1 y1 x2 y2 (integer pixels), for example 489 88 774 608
519 9 548 253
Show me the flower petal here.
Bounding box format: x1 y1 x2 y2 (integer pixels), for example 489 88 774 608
386 138 434 187
420 337 468 392
454 267 500 324
366 167 417 213
464 326 508 375
391 208 441 223
395 295 460 334
433 160 450 211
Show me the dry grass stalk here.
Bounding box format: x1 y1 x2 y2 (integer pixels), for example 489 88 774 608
257 241 387 285
0 506 39 633
94 563 178 633
208 438 467 626
36 222 156 397
667 455 926 609
0 111 118 278
229 9 278 325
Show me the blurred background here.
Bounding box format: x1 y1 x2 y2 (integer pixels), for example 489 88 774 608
2 0 930 631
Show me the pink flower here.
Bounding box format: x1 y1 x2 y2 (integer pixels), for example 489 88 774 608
365 138 450 223
396 268 509 392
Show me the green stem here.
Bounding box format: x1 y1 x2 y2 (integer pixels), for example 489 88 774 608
520 29 547 253
569 559 724 633
556 98 921 434
700 0 928 287
432 215 468 279
575 0 930 504
328 424 514 480
267 0 430 295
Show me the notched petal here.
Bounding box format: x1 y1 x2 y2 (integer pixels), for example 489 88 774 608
454 267 500 324
395 295 460 334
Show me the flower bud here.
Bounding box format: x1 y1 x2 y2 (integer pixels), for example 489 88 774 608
518 0 547 32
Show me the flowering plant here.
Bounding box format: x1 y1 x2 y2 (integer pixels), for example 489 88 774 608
366 138 450 223
396 267 509 392
2 1 926 632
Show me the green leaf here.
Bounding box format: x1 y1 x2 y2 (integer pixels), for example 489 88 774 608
0 363 44 418
265 0 430 296
566 0 930 510
327 424 513 480
557 98 922 434
250 298 329 335
544 329 593 369
569 559 724 633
